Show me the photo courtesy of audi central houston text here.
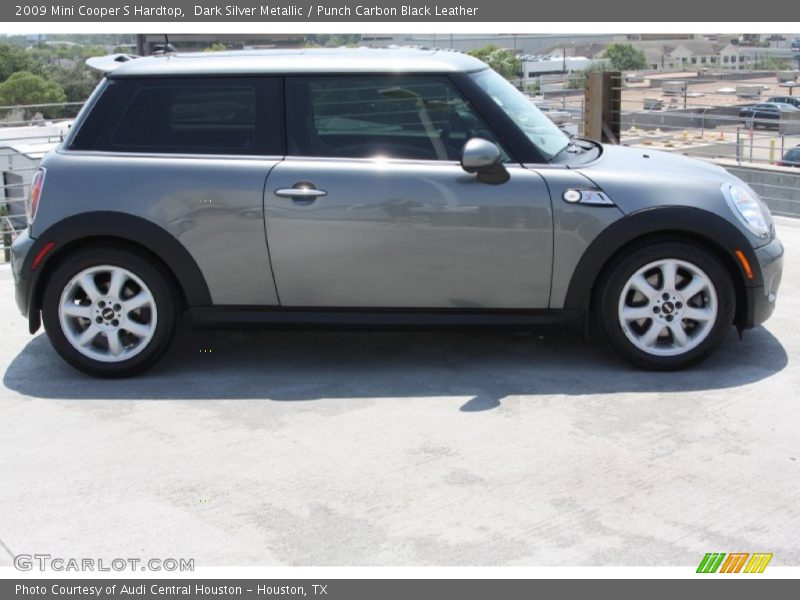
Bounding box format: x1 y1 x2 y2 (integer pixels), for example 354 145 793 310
8 47 784 377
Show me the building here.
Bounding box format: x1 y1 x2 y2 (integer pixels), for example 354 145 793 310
360 34 622 55
521 54 606 78
562 38 794 72
717 44 776 69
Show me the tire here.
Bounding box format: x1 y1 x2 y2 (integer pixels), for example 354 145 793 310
595 240 735 371
42 246 178 377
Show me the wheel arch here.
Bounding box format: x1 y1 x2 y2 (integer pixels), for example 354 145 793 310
25 212 211 333
564 206 760 330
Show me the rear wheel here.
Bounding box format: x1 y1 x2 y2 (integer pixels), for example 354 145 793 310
596 241 735 370
42 247 177 377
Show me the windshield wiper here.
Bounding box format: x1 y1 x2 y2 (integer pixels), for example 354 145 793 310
572 137 600 151
550 138 579 162
549 135 602 163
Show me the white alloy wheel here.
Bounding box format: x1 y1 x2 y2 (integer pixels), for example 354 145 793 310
58 265 158 363
617 258 718 357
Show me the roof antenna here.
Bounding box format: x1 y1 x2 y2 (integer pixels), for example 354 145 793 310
152 34 176 56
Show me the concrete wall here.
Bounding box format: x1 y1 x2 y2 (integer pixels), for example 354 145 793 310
622 106 742 130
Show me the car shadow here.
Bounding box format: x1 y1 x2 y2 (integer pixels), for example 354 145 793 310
3 322 788 411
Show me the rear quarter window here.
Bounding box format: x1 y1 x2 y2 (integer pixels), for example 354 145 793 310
113 85 256 151
75 77 284 155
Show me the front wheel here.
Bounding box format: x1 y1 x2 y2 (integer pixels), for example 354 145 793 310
42 247 178 377
595 241 736 370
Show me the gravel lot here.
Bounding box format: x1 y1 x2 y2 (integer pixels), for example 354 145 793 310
0 217 798 567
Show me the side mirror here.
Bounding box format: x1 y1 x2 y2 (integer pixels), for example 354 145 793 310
460 138 509 184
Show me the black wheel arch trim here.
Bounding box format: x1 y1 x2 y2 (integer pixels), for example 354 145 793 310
24 211 211 332
564 205 764 325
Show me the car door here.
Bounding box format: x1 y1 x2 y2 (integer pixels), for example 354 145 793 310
263 74 553 309
78 76 285 306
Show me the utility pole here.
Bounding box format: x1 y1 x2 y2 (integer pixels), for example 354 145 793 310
135 34 146 56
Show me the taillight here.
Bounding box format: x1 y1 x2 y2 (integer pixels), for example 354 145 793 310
27 167 46 224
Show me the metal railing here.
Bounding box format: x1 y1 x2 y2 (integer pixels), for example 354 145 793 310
0 101 84 124
0 101 80 262
1 170 34 263
528 70 800 166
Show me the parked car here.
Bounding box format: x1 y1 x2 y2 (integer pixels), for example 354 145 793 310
766 96 800 109
11 49 783 376
778 145 800 167
739 102 800 128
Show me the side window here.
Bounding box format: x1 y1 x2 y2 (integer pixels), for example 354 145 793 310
113 86 255 151
286 76 507 161
88 78 284 155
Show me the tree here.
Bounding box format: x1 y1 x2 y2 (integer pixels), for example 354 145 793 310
0 43 38 81
325 35 360 48
602 43 648 71
468 45 520 80
203 43 227 52
566 63 607 89
756 56 790 70
0 71 66 117
523 81 541 95
48 65 102 103
304 34 360 48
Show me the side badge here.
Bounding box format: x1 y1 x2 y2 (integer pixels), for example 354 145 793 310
562 189 615 206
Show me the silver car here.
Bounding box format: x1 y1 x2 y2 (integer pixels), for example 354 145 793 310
10 49 783 376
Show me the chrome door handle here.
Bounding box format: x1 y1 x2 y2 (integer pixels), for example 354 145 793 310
275 186 327 199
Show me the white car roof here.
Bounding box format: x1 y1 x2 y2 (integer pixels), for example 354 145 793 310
107 48 489 78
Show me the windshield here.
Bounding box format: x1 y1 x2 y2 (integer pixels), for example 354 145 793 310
470 68 570 161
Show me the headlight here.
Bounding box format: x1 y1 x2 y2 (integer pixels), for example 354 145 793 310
722 183 772 239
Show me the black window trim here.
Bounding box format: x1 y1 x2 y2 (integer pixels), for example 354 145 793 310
67 78 119 151
450 71 549 164
71 70 548 163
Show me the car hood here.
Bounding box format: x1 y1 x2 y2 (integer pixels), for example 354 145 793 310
574 144 742 215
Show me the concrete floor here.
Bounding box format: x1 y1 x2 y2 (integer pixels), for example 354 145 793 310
0 217 798 567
